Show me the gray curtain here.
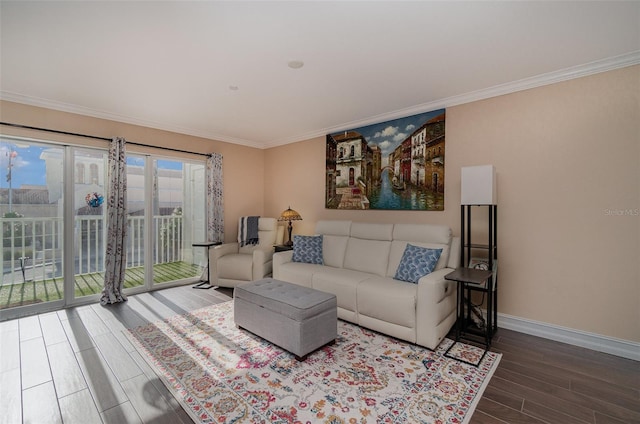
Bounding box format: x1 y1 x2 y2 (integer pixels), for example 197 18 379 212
199 153 224 282
206 153 224 242
100 137 128 305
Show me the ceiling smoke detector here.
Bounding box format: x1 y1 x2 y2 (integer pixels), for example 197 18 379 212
287 60 304 69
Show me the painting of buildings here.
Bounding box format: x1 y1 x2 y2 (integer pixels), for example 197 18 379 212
325 109 445 210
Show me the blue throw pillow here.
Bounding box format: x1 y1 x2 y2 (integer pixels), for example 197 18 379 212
292 235 323 264
394 244 443 284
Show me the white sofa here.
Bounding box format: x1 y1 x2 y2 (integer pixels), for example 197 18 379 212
273 220 460 350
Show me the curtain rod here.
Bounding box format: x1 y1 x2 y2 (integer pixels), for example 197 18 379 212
0 121 212 157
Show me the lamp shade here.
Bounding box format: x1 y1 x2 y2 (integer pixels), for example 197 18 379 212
461 165 497 205
278 207 302 222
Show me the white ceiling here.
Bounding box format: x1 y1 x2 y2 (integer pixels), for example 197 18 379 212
1 1 639 149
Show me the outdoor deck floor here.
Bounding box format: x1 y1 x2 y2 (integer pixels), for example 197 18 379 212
0 262 202 310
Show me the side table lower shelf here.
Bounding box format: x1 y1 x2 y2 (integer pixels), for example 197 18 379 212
443 267 495 366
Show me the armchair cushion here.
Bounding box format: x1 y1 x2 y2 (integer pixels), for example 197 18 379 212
238 217 278 254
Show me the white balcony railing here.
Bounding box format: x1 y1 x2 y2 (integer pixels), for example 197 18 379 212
1 215 184 285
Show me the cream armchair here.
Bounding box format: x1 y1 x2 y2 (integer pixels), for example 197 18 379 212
210 217 279 287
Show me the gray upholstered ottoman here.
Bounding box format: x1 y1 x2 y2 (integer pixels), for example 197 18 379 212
234 278 337 360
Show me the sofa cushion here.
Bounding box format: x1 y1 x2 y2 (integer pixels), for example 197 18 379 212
316 220 351 268
292 235 323 264
322 235 349 268
275 261 323 288
315 220 352 236
386 241 450 277
350 222 393 241
357 277 417 329
344 237 391 277
394 244 443 283
311 267 371 321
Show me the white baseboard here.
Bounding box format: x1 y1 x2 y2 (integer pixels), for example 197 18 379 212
496 312 640 362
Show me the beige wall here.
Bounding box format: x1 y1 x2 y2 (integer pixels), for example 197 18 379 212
2 65 638 343
0 100 266 242
265 65 640 343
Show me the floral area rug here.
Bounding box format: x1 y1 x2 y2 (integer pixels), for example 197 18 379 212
444 341 492 368
125 301 501 424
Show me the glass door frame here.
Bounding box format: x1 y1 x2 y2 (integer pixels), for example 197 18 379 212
0 138 69 320
148 155 207 289
126 154 207 295
66 145 110 307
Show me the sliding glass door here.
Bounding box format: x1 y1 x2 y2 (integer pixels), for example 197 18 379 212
124 155 148 290
0 139 66 315
73 148 108 301
0 135 207 319
151 159 205 286
122 155 206 290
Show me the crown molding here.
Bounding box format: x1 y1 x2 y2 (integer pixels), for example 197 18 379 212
0 92 264 149
3 51 639 150
264 50 640 148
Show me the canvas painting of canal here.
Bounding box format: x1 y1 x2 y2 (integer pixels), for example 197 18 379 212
325 109 445 210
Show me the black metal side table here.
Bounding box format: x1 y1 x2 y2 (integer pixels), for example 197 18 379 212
192 241 222 289
444 267 495 365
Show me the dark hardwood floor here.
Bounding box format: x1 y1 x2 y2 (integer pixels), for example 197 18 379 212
0 285 637 424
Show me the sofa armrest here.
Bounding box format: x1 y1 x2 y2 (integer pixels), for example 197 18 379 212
207 243 239 286
415 267 458 349
417 268 455 303
252 247 274 264
252 247 275 279
212 242 239 259
272 250 294 279
447 237 461 269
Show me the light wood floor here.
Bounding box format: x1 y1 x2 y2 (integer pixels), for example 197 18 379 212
0 285 637 424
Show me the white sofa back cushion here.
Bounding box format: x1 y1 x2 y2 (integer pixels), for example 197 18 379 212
316 220 351 268
344 223 393 277
350 222 393 241
316 220 352 236
344 238 392 277
322 236 349 268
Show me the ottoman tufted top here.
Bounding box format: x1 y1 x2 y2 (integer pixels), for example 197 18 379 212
235 278 337 322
